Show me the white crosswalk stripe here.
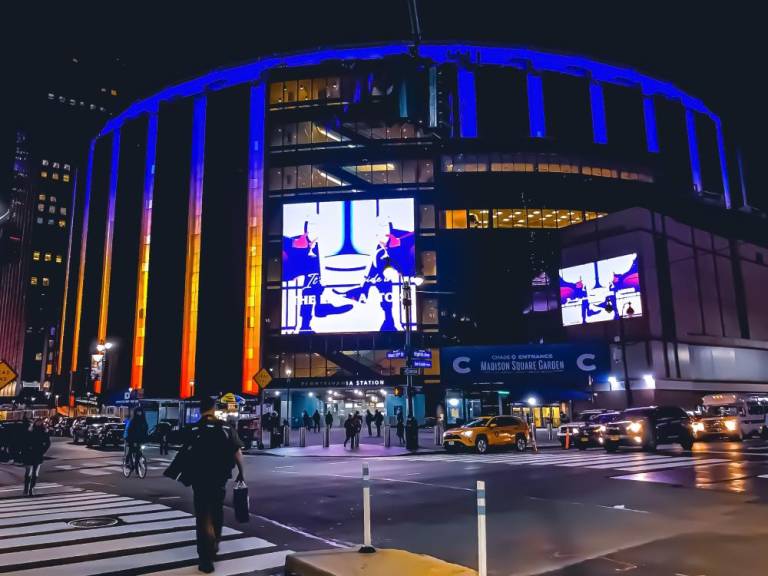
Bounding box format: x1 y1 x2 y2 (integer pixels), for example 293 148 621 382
388 450 730 473
0 483 292 575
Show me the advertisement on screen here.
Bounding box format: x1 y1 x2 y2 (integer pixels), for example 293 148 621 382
559 253 642 327
281 198 416 334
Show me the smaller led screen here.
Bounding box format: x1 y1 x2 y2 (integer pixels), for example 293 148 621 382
559 253 642 327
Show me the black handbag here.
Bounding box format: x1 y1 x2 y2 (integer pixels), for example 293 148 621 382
233 480 250 523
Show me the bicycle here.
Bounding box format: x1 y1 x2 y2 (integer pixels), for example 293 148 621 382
122 443 147 479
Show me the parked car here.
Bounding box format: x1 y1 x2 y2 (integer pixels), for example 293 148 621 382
73 416 121 444
558 409 613 447
604 406 695 452
50 417 73 437
87 423 125 448
574 411 622 450
443 415 529 454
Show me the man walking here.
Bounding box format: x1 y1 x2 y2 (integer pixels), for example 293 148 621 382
365 409 373 436
374 409 384 437
312 410 321 433
324 410 333 429
185 396 246 574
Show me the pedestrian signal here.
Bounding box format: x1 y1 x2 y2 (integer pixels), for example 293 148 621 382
393 386 403 397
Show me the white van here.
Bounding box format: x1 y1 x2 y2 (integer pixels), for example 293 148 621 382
693 394 768 440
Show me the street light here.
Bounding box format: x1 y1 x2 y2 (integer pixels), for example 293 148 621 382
382 259 423 420
604 300 635 408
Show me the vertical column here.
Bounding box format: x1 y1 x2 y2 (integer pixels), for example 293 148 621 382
715 118 732 209
242 83 266 394
180 95 207 399
71 140 96 372
642 95 660 153
589 81 608 144
685 109 703 194
527 72 546 138
97 130 121 343
57 168 78 376
457 66 478 138
131 112 159 390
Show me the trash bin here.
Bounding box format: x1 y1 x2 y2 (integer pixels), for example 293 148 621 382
270 427 283 448
405 416 418 450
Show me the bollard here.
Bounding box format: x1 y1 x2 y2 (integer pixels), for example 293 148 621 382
434 422 443 446
384 424 391 448
283 424 291 447
476 480 487 576
299 426 306 448
529 423 538 453
323 425 330 448
547 422 553 441
565 426 570 450
359 461 375 553
353 432 360 450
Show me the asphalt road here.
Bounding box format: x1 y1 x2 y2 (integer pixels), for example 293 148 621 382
3 437 768 575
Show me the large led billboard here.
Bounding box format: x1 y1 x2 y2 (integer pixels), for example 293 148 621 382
281 198 416 334
559 253 642 327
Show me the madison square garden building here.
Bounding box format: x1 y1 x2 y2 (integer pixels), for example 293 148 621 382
59 43 768 427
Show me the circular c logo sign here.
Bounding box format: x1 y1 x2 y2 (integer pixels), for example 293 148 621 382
453 356 471 374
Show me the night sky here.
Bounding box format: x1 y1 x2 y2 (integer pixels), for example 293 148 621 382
4 1 766 211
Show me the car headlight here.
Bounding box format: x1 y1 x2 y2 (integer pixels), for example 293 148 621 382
628 421 642 434
692 422 705 433
724 420 737 432
462 430 474 438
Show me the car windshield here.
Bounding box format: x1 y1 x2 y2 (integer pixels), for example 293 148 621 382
622 408 655 418
701 405 739 417
595 413 621 424
464 418 491 428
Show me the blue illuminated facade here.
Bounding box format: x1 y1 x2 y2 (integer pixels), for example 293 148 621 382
63 42 755 425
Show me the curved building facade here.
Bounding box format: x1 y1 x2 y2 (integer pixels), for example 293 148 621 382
61 42 767 424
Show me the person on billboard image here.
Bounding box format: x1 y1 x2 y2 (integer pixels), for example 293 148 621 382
281 199 415 334
559 254 642 326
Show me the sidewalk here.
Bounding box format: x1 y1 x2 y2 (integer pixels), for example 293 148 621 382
248 426 562 457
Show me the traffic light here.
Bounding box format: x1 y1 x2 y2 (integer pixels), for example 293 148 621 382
393 386 403 397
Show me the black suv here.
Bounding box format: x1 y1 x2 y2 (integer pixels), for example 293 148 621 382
604 406 695 452
73 416 121 444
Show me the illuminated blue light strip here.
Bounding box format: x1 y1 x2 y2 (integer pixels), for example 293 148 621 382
456 67 478 138
714 119 731 209
685 109 703 193
589 82 608 144
527 73 546 138
642 95 660 153
99 43 718 139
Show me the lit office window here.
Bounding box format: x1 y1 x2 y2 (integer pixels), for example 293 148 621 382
50 196 56 203
52 173 59 180
53 162 60 169
55 255 63 264
41 171 48 178
36 217 43 224
63 174 70 182
48 219 54 225
44 253 52 262
42 277 50 287
468 209 490 229
440 210 468 229
49 206 56 214
110 89 118 96
37 204 44 212
60 207 67 215
41 159 49 166
58 219 66 228
33 251 40 261
38 194 46 201
64 164 70 171
30 277 38 285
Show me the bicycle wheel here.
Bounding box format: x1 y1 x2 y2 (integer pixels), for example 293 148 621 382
137 454 147 479
122 454 132 478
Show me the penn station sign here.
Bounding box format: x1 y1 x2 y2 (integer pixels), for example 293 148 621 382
442 344 608 387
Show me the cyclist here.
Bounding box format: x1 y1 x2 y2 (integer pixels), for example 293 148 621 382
124 407 148 473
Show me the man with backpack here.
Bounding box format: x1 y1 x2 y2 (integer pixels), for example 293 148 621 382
181 396 246 573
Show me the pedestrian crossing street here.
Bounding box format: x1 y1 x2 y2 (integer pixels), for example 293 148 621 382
390 450 733 474
53 456 173 477
0 482 292 575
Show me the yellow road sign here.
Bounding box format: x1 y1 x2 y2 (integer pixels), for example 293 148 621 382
253 368 272 390
0 360 17 389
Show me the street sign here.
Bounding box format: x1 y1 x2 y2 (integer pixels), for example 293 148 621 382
402 367 420 376
387 350 406 359
413 349 432 359
413 359 432 368
0 361 18 390
253 368 273 389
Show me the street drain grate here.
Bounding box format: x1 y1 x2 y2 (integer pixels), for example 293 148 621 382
67 517 119 528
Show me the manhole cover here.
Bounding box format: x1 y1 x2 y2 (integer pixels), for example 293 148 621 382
67 517 119 528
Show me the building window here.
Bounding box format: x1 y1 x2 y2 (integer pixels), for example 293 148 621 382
42 277 50 287
110 89 118 96
48 219 54 226
440 210 468 229
63 164 70 171
41 159 49 166
40 171 48 178
44 253 52 262
36 217 43 224
53 162 60 169
468 209 490 229
37 203 44 212
55 255 63 264
49 206 56 214
50 196 56 203
32 251 40 261
58 219 66 228
63 174 70 183
60 207 67 215
30 276 38 285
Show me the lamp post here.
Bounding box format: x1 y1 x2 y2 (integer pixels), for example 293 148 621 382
605 300 634 408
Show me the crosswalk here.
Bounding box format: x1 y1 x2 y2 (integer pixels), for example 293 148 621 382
390 450 731 474
53 456 173 477
0 482 291 575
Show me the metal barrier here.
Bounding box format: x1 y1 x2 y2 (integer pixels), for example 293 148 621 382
352 432 360 449
283 425 291 447
384 424 391 448
299 426 306 447
323 426 330 448
434 422 444 446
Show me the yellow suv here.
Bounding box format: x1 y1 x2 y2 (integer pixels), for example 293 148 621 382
442 416 529 454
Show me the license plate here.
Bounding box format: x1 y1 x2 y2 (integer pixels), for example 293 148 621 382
608 435 620 441
448 441 455 445
580 437 588 442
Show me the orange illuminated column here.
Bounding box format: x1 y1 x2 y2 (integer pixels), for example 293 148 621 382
130 112 159 391
71 141 96 373
180 95 207 399
97 130 121 343
242 83 266 394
